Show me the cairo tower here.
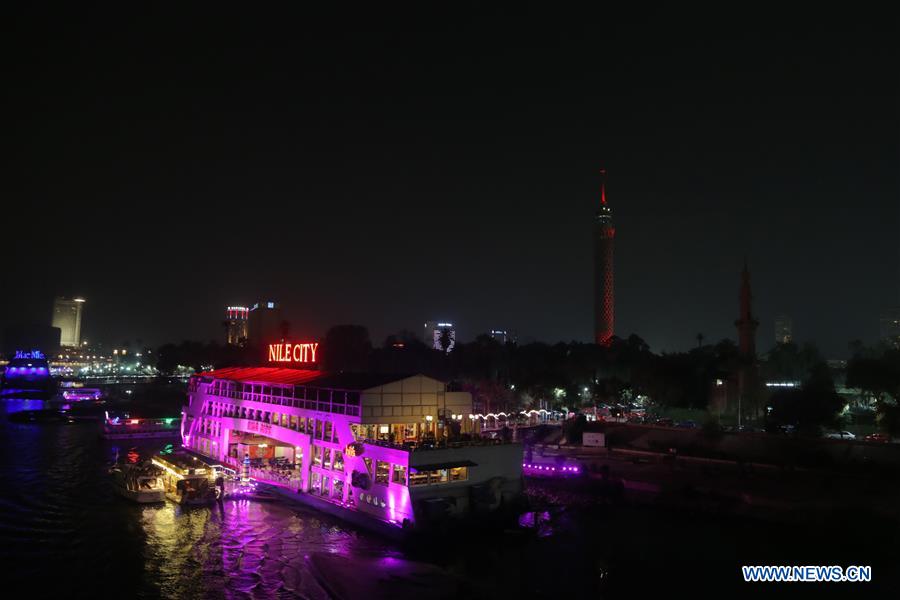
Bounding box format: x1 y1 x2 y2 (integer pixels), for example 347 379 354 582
593 170 615 345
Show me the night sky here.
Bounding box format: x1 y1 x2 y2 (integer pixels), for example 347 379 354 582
4 6 898 357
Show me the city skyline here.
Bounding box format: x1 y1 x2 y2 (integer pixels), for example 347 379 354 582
3 7 897 356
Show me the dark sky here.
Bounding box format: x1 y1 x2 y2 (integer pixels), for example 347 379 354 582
3 6 898 357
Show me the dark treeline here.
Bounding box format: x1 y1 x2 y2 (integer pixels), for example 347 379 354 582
156 326 900 435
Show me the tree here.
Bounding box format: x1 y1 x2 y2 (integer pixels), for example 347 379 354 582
438 327 454 353
767 362 844 435
320 325 372 372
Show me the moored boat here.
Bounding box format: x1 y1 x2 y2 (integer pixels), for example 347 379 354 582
102 412 181 440
110 461 166 503
152 452 221 505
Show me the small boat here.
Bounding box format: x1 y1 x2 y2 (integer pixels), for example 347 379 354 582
153 453 221 505
101 412 180 440
110 462 166 503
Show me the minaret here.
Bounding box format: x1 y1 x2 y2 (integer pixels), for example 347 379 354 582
734 260 760 427
735 260 759 357
594 169 615 345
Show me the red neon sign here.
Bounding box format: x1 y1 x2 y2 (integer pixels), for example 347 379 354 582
268 342 319 364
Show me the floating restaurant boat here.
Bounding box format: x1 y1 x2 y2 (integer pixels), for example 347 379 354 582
1 350 55 397
61 387 103 401
151 452 221 505
180 343 524 533
110 461 166 503
101 412 181 440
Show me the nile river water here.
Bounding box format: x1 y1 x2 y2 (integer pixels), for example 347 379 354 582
2 397 898 599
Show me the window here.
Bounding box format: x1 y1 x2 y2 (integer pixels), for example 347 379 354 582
333 479 344 500
324 421 333 442
310 472 321 494
321 476 330 497
313 445 322 466
375 461 390 485
450 467 468 482
409 469 429 486
407 467 466 485
323 447 332 469
363 457 373 476
333 451 344 472
392 464 407 485
315 420 323 440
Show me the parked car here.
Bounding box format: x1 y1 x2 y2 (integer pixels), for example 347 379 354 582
675 420 699 429
864 433 890 443
654 418 674 427
823 430 856 440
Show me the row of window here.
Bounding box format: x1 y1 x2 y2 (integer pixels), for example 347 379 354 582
312 445 344 472
204 379 361 405
310 472 345 500
409 467 468 486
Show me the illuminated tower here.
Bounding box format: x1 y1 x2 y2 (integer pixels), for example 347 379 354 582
593 170 615 345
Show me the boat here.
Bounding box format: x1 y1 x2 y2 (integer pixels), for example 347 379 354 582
102 412 181 440
61 387 103 401
110 461 166 503
1 350 55 398
180 365 524 534
152 452 221 505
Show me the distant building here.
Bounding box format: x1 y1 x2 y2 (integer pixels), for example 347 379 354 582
225 306 249 346
52 297 86 347
489 329 517 345
424 321 456 352
248 301 283 347
881 307 900 348
774 314 793 344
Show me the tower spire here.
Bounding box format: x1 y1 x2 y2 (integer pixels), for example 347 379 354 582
600 167 607 206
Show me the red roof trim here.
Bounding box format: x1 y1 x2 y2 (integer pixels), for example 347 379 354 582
198 367 325 385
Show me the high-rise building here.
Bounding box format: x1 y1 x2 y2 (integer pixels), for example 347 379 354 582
52 297 85 347
593 169 615 345
489 329 516 345
248 301 283 347
225 306 249 346
424 321 456 352
881 307 900 348
774 314 793 344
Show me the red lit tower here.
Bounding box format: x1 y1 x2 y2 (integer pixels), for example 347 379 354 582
594 169 615 345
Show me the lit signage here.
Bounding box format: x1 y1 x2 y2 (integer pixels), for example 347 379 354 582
14 350 45 359
267 342 319 364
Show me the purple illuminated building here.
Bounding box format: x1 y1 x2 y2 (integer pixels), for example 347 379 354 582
182 367 523 530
